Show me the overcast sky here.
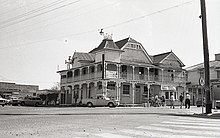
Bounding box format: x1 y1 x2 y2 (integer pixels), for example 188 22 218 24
0 0 219 89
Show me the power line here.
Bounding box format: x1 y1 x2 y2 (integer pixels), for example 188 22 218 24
0 0 70 26
103 0 194 30
0 0 81 29
0 0 44 17
0 0 114 41
0 0 194 50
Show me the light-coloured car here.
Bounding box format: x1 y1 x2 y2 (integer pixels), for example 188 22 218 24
216 100 220 109
0 97 6 107
82 95 119 107
20 97 43 106
10 97 23 106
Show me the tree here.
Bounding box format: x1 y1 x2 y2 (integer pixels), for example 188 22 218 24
51 82 60 90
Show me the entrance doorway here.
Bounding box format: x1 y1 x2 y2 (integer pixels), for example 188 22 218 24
135 85 141 104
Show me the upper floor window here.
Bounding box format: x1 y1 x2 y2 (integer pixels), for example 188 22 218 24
217 70 220 79
67 71 73 78
61 75 66 79
128 43 141 50
90 66 95 73
82 68 87 75
74 69 80 77
121 65 127 74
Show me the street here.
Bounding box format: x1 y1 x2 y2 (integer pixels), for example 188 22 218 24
0 106 220 138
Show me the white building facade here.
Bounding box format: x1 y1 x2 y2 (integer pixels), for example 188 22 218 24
58 36 186 105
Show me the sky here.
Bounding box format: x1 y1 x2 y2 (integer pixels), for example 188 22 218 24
0 0 219 89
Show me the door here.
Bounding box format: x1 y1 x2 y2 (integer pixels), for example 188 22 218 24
135 85 141 104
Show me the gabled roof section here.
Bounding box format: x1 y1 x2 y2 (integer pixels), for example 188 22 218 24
153 52 171 64
89 38 120 53
152 51 185 67
72 52 95 62
115 37 141 49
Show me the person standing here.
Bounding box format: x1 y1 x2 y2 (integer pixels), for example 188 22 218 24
170 93 175 109
185 93 191 109
179 93 184 109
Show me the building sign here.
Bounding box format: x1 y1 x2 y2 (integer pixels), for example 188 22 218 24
161 86 176 91
106 71 117 78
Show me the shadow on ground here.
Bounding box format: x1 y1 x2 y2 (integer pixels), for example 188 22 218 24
1 112 220 119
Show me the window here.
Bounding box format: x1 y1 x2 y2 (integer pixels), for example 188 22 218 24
107 83 115 90
82 68 87 75
139 67 144 75
123 85 130 95
121 65 127 73
61 75 66 79
165 92 169 99
67 71 73 78
91 66 95 73
217 70 220 79
74 69 79 76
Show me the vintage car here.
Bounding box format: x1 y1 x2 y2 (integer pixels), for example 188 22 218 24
81 95 119 107
0 97 6 107
216 100 220 109
20 97 43 106
10 97 23 106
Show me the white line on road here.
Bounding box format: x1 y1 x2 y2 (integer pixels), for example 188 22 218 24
137 125 220 137
95 133 131 138
163 121 220 127
151 123 220 131
120 129 210 138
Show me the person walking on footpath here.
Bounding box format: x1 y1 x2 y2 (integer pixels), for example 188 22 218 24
170 93 175 109
185 93 191 109
179 93 184 109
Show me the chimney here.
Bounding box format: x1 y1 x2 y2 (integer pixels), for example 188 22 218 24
215 53 220 61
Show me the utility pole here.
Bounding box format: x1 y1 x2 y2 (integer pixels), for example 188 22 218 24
200 0 212 114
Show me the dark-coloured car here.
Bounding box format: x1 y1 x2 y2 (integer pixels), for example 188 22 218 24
20 97 43 106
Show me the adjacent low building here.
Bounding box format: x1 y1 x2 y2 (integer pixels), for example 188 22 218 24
57 36 186 105
186 53 220 106
0 82 39 98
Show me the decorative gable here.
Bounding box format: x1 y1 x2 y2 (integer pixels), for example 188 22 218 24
117 37 152 64
156 52 185 68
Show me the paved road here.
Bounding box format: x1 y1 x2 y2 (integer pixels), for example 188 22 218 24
0 106 220 138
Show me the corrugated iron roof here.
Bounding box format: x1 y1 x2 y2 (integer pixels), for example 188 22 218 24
186 60 220 71
73 52 95 62
152 52 171 64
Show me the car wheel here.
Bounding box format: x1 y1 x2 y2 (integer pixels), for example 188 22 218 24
87 102 93 107
20 102 25 106
108 102 115 108
35 102 39 107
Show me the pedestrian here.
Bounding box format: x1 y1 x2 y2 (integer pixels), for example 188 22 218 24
161 96 165 107
155 94 159 107
170 93 175 109
179 93 184 109
185 93 191 109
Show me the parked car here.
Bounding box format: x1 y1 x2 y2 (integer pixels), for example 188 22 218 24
0 97 6 107
196 98 205 107
20 97 43 106
10 97 23 106
81 95 119 107
216 100 220 109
